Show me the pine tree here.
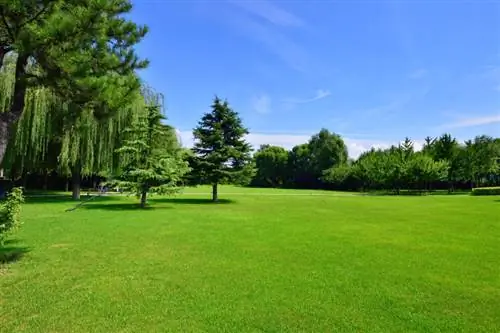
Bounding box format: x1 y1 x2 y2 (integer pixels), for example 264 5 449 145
192 97 252 201
0 0 149 165
113 104 189 208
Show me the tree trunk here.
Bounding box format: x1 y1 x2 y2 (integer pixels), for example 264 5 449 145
0 48 6 72
212 183 218 202
0 118 11 167
22 173 28 190
140 191 147 208
65 179 69 192
72 163 81 200
43 170 49 191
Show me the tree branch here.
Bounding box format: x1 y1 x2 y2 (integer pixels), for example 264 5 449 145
18 3 50 29
0 8 14 42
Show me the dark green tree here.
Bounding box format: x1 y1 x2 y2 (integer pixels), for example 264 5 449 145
288 143 314 188
192 97 251 201
0 0 148 165
308 129 348 183
252 144 289 187
113 105 189 208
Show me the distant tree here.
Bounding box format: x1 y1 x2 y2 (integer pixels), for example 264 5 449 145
427 134 460 191
252 145 289 187
113 105 189 208
308 129 348 183
468 135 499 187
406 152 449 191
288 143 314 188
321 164 352 189
192 97 252 201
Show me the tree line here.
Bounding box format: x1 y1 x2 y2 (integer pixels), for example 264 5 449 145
249 132 500 193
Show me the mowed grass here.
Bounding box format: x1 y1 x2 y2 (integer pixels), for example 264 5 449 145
1 186 499 332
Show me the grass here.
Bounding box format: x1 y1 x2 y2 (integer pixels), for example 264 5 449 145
1 186 499 332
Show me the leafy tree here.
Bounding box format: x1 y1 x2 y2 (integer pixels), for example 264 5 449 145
406 153 448 191
308 129 348 183
468 135 499 187
0 0 148 165
287 143 314 188
425 134 460 191
252 144 289 187
113 105 189 208
192 97 251 201
321 164 352 189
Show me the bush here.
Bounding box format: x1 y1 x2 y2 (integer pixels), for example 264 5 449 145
471 187 500 196
0 187 25 246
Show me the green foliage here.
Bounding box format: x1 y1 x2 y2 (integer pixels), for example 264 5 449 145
0 0 149 167
308 129 348 178
0 187 24 246
471 187 500 196
288 143 314 187
252 145 289 187
192 96 251 200
321 165 352 185
113 104 189 207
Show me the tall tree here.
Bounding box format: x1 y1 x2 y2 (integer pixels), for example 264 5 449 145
192 97 251 201
113 104 189 208
0 0 148 165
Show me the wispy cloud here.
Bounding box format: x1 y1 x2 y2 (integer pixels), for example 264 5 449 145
283 89 331 104
357 86 430 117
227 0 304 28
409 68 428 79
225 14 308 72
440 114 500 129
222 1 309 72
358 98 411 117
252 94 271 114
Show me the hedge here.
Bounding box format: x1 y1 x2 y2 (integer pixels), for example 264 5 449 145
471 187 500 196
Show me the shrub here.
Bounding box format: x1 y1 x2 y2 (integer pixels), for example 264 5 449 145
471 187 500 196
0 187 25 246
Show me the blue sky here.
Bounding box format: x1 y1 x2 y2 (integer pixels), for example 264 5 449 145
131 0 500 157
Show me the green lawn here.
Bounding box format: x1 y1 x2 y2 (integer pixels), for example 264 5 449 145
1 186 499 332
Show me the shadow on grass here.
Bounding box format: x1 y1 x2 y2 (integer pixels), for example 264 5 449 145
0 241 30 264
25 194 116 204
79 202 170 211
151 198 235 205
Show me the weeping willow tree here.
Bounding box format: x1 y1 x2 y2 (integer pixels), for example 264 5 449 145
0 54 160 197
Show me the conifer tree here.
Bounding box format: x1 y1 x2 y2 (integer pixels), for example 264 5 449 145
192 97 251 201
114 104 189 208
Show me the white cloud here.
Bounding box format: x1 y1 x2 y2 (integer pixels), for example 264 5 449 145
409 68 428 79
228 0 304 28
441 114 500 129
177 130 425 159
283 89 331 104
252 94 271 114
